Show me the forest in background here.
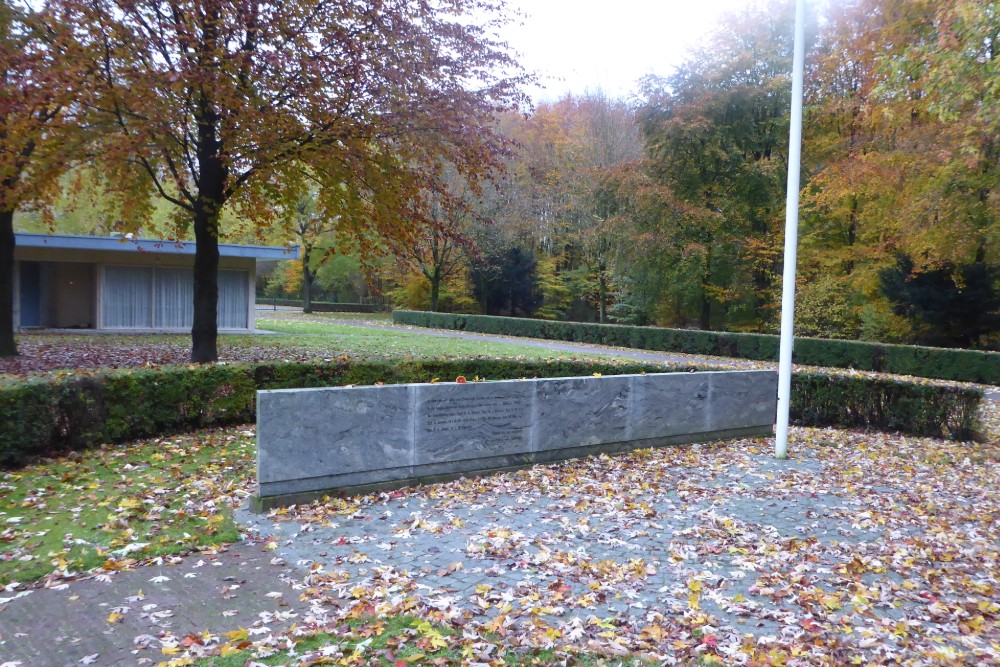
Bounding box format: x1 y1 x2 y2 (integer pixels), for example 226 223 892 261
15 0 1000 349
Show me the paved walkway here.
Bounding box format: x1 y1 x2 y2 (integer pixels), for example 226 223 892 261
4 432 998 665
0 546 311 666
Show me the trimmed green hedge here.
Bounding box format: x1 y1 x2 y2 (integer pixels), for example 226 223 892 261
256 298 387 313
0 358 982 468
791 373 979 439
393 310 1000 385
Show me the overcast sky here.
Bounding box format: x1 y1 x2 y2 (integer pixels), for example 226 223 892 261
498 0 760 102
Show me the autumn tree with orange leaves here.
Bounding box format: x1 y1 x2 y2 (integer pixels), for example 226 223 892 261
799 0 1000 343
58 0 527 361
0 1 90 357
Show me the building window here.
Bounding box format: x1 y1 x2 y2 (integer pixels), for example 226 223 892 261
218 270 248 329
102 266 153 328
101 266 248 329
155 268 194 328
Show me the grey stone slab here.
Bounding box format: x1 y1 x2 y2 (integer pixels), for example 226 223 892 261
258 463 417 498
708 371 777 430
413 381 534 464
534 375 631 450
630 373 712 440
257 385 414 483
255 371 778 506
409 451 535 479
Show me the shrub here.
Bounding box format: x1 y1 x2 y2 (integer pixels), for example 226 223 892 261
255 298 386 313
1 356 984 468
393 310 1000 385
791 373 980 440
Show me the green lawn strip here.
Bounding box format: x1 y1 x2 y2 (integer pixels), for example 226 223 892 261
254 310 393 325
0 427 253 586
193 615 658 667
253 319 595 359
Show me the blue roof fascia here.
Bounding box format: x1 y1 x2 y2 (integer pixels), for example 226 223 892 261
15 233 299 260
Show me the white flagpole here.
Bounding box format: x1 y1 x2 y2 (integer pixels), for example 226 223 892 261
775 0 806 459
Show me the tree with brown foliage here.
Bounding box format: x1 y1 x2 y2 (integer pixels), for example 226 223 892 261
0 1 89 357
61 0 527 361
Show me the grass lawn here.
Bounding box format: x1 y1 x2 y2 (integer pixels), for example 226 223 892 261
193 616 658 667
1 312 618 379
252 317 579 359
0 427 254 587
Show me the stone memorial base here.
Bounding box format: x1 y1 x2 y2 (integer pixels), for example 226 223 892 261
252 370 777 510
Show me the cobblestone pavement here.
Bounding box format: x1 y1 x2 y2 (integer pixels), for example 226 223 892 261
236 432 1000 665
3 431 998 666
0 547 310 666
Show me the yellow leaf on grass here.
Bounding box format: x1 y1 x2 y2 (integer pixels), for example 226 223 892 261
222 628 249 641
106 612 124 624
688 592 701 609
219 643 241 656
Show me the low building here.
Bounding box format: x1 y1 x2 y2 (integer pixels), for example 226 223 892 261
12 233 297 332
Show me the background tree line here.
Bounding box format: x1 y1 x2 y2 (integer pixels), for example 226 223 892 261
9 0 1000 352
381 0 1000 350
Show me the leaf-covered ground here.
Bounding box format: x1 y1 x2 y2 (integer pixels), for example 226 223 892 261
3 419 999 666
221 424 1000 667
0 428 254 586
1 311 602 380
3 315 998 665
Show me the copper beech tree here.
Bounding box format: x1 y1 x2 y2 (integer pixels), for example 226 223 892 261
60 0 527 362
0 2 88 357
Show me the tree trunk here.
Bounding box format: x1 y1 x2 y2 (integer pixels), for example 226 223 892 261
700 251 712 331
191 85 226 364
191 205 221 363
700 291 711 331
429 267 441 312
845 196 858 275
0 210 17 357
302 244 313 314
597 266 608 324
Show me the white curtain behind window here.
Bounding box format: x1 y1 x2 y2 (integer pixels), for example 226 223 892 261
155 268 194 328
218 270 248 329
102 266 153 328
101 265 248 329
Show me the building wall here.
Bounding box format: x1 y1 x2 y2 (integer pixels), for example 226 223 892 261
53 263 94 328
14 246 255 272
12 249 257 331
